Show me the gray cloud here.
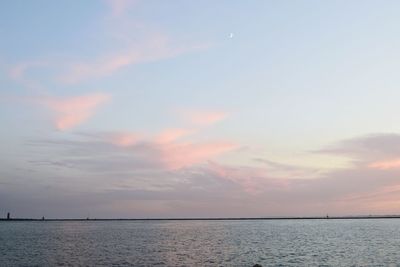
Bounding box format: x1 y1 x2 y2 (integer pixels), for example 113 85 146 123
3 132 400 218
315 133 400 161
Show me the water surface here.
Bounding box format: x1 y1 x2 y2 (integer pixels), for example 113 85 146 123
1 219 399 266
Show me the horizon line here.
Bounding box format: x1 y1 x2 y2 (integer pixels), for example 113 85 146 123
2 215 400 221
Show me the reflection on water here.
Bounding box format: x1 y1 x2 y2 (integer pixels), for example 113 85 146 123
1 219 400 266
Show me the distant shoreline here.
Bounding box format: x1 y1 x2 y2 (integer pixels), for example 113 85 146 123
2 216 400 222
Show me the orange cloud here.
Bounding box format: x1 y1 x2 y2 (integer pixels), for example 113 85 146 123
41 93 110 130
369 158 400 170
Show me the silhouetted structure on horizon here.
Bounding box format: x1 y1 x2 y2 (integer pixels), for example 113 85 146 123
7 212 10 220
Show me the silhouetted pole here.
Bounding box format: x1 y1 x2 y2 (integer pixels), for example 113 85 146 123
7 212 10 220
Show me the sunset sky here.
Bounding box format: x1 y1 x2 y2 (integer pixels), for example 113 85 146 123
2 0 400 218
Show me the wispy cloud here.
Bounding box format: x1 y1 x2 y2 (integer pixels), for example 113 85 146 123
316 133 400 161
9 62 38 80
8 61 48 92
254 158 321 179
59 34 208 84
315 133 400 172
109 132 141 146
28 129 237 172
39 93 111 130
8 1 210 88
158 141 237 170
27 106 234 171
17 131 400 216
106 0 136 17
369 158 400 170
206 161 285 194
154 128 194 144
178 109 228 126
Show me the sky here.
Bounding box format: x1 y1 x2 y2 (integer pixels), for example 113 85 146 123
2 0 400 218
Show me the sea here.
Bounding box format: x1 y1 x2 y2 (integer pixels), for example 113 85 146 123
1 219 399 266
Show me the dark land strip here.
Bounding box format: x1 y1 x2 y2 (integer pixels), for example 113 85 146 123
2 215 400 222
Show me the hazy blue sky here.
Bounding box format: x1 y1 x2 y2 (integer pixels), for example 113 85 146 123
2 0 400 218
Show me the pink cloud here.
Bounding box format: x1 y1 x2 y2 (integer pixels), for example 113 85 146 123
8 61 49 92
83 116 238 170
9 63 30 80
108 132 140 146
369 158 400 170
107 0 135 17
100 128 193 147
23 131 400 216
207 161 289 194
154 128 194 144
335 183 400 214
9 61 47 80
159 141 237 170
67 106 234 170
60 35 207 84
41 93 111 130
96 129 237 170
178 109 228 126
